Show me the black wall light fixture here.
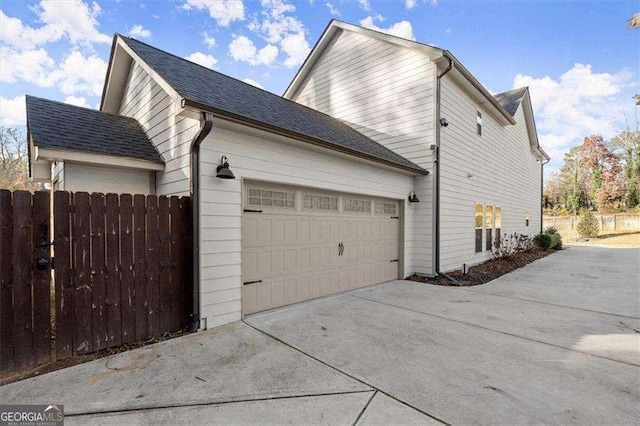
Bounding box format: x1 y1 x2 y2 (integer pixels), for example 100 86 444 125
439 118 449 127
216 156 236 179
408 191 420 203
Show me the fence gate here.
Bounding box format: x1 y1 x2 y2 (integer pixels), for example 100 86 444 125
0 190 191 376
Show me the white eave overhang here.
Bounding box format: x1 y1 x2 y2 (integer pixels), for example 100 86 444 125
33 145 164 171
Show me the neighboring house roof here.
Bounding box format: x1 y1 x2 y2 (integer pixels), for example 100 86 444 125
26 95 163 164
494 87 528 116
116 35 426 175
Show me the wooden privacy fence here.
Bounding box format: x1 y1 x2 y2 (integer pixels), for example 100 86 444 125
0 190 192 375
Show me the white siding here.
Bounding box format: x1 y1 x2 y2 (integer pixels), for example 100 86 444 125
439 77 542 272
63 163 154 194
198 122 417 328
119 61 199 196
290 29 436 275
52 161 64 190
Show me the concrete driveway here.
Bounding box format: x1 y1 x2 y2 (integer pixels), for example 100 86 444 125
1 246 638 425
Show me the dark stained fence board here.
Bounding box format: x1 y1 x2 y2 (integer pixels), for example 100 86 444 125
133 194 147 340
105 194 122 348
31 191 51 366
181 197 192 330
158 196 171 334
169 197 182 331
0 190 15 373
146 195 160 337
54 191 73 359
12 191 34 369
119 194 135 344
73 192 92 354
90 193 107 351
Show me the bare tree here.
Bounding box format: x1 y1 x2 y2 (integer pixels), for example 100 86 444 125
628 13 640 105
0 126 38 191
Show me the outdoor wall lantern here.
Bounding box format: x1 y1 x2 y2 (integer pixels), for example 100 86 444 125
216 156 236 179
525 211 530 226
439 118 449 127
408 191 420 203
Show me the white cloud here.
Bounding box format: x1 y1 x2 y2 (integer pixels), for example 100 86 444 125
514 63 633 171
183 0 245 27
0 1 110 51
357 0 370 10
202 33 217 48
243 78 264 89
0 95 26 126
325 2 340 16
228 35 278 66
185 51 218 69
0 46 56 85
128 25 152 39
405 0 417 9
50 50 108 96
281 32 311 68
360 16 416 41
63 95 91 108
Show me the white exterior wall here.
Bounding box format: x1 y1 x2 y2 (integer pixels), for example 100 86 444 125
63 163 154 194
439 77 542 272
52 161 64 190
119 61 199 196
289 29 435 275
198 121 417 328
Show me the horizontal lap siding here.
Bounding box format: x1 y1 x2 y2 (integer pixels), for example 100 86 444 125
199 125 415 327
119 62 199 197
63 163 153 195
439 77 541 272
291 29 435 275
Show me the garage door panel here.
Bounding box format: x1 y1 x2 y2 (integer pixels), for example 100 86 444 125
242 185 400 315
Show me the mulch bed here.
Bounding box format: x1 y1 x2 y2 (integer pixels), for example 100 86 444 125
0 329 188 386
407 248 558 287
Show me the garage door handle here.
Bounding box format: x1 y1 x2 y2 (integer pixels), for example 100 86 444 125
338 243 344 256
243 280 262 285
390 259 399 262
244 209 263 213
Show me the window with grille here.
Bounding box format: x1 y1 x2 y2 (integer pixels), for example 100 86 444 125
248 188 295 208
477 111 483 135
303 193 338 211
475 203 483 253
374 201 397 215
344 198 371 213
495 207 502 246
485 205 493 251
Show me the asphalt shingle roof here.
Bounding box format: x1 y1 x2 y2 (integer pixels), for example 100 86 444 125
120 35 425 174
26 96 162 163
494 87 528 117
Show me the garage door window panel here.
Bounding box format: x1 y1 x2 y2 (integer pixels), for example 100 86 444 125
248 188 295 209
375 201 397 215
303 193 338 211
344 198 372 214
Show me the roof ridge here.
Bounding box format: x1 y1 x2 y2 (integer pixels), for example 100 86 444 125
25 94 136 121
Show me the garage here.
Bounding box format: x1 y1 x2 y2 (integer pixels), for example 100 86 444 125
242 182 401 314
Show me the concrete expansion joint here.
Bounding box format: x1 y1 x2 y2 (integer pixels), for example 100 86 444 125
351 390 377 426
241 319 451 426
65 389 375 418
350 294 640 368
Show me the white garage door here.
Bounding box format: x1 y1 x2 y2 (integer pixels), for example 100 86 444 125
242 183 400 315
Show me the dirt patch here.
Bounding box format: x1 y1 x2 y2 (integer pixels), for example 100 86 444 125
407 248 557 287
571 232 640 246
0 330 188 386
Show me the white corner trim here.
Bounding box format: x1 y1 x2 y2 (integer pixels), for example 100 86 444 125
36 147 165 171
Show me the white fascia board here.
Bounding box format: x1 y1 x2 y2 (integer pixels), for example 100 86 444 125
36 148 165 171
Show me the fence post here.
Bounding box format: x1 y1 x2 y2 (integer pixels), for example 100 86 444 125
0 190 14 373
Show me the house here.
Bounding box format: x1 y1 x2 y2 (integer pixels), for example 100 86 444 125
27 20 549 330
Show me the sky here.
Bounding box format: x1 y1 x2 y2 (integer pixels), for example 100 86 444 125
0 0 638 175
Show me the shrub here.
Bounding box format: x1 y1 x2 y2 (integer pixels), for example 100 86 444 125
576 209 599 239
492 232 534 259
533 233 552 250
544 226 562 249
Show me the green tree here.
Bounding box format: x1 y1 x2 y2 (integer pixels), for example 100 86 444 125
610 115 640 208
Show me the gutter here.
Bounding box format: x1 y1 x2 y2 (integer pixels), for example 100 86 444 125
181 99 427 176
187 112 213 333
433 52 459 285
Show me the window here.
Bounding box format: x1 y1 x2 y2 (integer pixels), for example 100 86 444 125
477 111 482 136
248 188 295 208
475 203 483 253
375 201 397 215
344 198 371 213
485 205 493 251
495 207 502 246
303 193 338 211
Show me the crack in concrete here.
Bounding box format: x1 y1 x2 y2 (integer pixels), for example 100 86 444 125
351 390 376 426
